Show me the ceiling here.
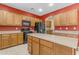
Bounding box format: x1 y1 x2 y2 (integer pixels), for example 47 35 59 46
3 3 73 16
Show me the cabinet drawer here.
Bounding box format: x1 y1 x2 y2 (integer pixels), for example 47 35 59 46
40 40 53 48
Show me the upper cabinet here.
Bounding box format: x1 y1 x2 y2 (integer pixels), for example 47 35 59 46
13 13 23 26
54 9 78 26
54 14 61 26
0 10 40 26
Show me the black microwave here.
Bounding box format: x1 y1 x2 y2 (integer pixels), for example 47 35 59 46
22 20 31 27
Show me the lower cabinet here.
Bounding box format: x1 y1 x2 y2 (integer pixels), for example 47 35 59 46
32 37 39 55
0 32 23 49
18 33 23 44
40 45 51 55
10 34 18 46
28 35 76 55
27 36 32 54
54 43 75 55
40 40 53 55
2 34 10 48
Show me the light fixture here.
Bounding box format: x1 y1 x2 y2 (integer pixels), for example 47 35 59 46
49 3 54 6
38 8 43 12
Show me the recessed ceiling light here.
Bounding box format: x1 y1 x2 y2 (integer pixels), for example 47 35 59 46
49 3 54 6
38 8 43 12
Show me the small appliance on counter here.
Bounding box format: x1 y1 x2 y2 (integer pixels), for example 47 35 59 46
34 22 45 33
21 20 32 44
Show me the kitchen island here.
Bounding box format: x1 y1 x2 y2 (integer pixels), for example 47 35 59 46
27 33 78 55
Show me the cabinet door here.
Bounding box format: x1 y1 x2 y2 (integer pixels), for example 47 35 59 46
1 10 7 25
18 33 23 44
54 14 61 26
0 34 2 49
13 13 22 26
32 37 39 55
27 35 32 54
40 45 51 55
54 43 75 55
30 17 36 26
10 34 18 46
32 42 39 55
2 34 10 48
0 10 4 25
40 40 53 55
68 9 77 25
6 11 14 25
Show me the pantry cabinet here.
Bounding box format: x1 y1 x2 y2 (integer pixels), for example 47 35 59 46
54 9 78 26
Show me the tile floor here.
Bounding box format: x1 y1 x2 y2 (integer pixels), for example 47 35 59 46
0 44 29 55
0 44 79 55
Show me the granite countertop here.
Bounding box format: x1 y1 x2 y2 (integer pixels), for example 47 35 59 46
27 33 78 49
0 30 22 34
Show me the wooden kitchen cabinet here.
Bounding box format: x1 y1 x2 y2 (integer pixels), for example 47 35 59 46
13 13 22 26
2 34 10 48
27 35 32 54
0 35 2 49
18 33 23 44
45 21 51 28
40 45 51 55
66 9 78 25
32 37 40 55
0 10 8 25
10 34 18 46
0 10 4 25
54 43 75 55
5 11 14 25
40 40 53 55
54 9 78 26
31 17 35 26
54 14 61 26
